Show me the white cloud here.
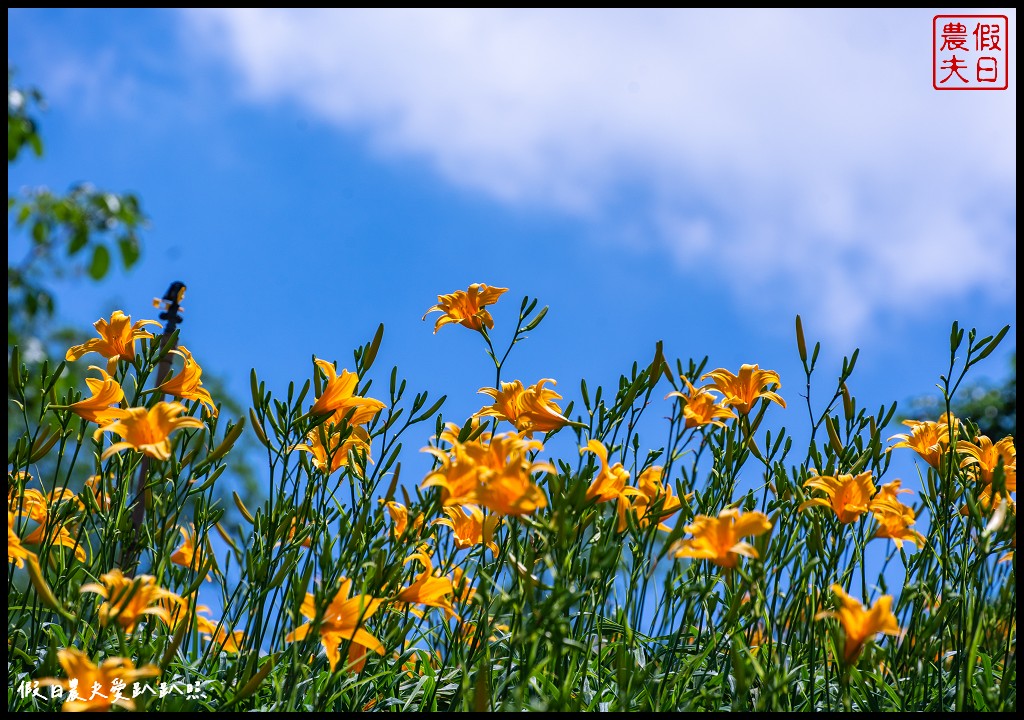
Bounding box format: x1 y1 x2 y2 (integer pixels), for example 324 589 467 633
181 8 1016 340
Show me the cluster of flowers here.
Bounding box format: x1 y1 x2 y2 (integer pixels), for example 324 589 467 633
8 283 1016 711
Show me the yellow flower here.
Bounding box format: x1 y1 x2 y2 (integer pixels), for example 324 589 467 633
157 592 193 629
210 626 244 653
9 486 79 525
308 358 386 424
8 512 36 568
998 512 1015 564
22 520 88 563
700 364 785 415
9 487 87 562
672 508 772 568
156 346 217 416
285 517 314 549
817 584 900 664
65 310 161 373
63 366 125 424
92 401 205 461
9 488 47 524
170 525 214 578
82 475 113 511
396 550 457 619
385 501 423 538
435 506 501 554
888 413 959 469
619 466 682 532
422 283 509 333
451 566 476 607
666 378 737 429
870 481 925 549
194 608 244 653
957 435 1016 490
458 619 510 651
798 471 877 524
80 569 182 632
421 423 552 516
295 425 371 475
286 580 385 672
37 648 159 712
475 379 569 436
581 440 631 503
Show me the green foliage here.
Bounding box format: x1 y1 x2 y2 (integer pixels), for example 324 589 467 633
7 70 261 506
7 297 1016 712
8 67 44 161
906 352 1016 442
8 67 147 349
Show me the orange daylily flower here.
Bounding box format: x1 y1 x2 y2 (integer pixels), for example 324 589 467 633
63 366 125 424
23 520 88 563
156 346 217 416
666 378 737 429
295 425 371 475
65 310 161 373
451 566 476 607
194 608 244 653
211 627 245 653
9 486 87 562
799 471 877 524
435 505 501 554
396 551 457 619
9 488 48 524
208 626 244 653
281 517 315 549
870 481 925 549
672 508 773 568
423 283 509 334
8 512 36 568
92 401 205 461
957 435 1016 490
286 579 385 672
998 509 1015 564
458 619 511 651
307 358 386 424
581 440 631 503
619 465 682 532
888 413 959 469
421 423 552 516
397 651 444 681
817 584 900 664
170 525 215 579
80 569 182 632
9 486 80 525
700 364 785 415
956 435 1016 513
157 592 195 630
37 648 159 712
82 475 113 511
475 379 569 436
385 501 423 538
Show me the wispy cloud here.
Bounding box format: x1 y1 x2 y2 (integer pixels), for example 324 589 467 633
181 8 1016 340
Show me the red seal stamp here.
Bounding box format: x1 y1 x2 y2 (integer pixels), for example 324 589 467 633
933 15 1009 90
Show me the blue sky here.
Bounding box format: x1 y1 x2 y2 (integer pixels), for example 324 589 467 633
8 9 1017 493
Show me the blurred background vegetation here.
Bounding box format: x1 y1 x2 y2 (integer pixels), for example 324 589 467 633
8 66 258 501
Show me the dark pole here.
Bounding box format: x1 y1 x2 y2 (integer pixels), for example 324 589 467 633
123 281 186 571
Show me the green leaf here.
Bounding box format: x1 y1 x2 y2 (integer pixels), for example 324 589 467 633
69 226 89 254
118 235 140 268
31 220 47 245
88 244 110 280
